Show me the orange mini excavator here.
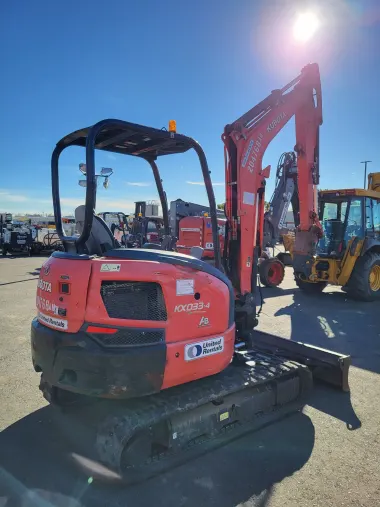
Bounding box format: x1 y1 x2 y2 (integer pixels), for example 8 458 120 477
31 63 350 481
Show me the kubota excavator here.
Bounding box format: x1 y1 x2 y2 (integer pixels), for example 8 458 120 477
31 63 350 482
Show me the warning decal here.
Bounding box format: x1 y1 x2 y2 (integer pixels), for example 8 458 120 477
100 263 121 272
176 279 194 296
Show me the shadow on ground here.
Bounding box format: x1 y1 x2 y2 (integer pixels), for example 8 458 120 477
262 285 380 375
28 267 41 276
0 404 315 507
258 284 368 432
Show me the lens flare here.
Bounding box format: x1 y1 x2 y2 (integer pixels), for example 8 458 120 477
293 12 319 42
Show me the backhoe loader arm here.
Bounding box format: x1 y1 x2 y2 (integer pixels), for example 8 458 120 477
222 63 322 300
263 152 299 248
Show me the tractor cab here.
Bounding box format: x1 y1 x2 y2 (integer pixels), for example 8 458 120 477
318 188 380 258
317 191 365 257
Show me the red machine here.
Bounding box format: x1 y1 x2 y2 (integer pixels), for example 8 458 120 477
31 65 349 482
176 214 284 286
176 215 226 258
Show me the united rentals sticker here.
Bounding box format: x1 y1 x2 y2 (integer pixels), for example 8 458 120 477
38 311 68 330
184 337 224 361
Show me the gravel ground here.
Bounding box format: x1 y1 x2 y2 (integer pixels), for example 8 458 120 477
0 255 379 507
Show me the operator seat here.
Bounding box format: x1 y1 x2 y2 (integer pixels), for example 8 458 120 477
75 205 117 256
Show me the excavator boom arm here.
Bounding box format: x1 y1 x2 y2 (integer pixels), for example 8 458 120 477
222 63 322 294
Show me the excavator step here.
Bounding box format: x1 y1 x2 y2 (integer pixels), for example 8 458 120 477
53 351 312 484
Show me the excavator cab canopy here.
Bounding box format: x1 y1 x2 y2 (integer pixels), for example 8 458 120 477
51 119 221 267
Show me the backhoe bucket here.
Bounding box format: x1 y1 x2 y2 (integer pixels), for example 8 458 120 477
282 232 295 256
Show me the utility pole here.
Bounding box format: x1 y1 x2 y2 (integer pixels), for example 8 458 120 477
361 160 372 189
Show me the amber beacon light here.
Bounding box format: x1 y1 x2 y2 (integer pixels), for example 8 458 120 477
168 120 177 133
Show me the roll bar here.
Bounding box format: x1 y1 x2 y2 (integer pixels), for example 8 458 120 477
51 118 222 270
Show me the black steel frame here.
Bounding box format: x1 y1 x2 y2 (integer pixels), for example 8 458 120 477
51 119 221 269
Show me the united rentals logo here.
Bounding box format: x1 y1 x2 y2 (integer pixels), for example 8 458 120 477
38 311 68 330
184 337 224 361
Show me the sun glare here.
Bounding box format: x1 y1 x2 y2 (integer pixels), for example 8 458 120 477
293 12 319 42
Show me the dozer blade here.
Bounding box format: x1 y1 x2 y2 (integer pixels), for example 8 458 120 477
61 351 313 484
249 330 351 392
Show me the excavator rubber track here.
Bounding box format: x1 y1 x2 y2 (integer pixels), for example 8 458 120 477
51 350 313 484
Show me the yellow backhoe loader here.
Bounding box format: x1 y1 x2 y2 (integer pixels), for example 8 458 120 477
288 172 380 301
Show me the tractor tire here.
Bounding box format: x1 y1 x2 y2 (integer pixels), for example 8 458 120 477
344 251 380 302
259 258 285 287
295 277 326 294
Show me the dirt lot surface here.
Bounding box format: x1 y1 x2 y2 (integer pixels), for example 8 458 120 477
1 255 379 507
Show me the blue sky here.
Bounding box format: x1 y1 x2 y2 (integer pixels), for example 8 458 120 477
1 0 379 215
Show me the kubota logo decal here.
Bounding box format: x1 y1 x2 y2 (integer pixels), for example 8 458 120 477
267 112 286 132
37 279 52 293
